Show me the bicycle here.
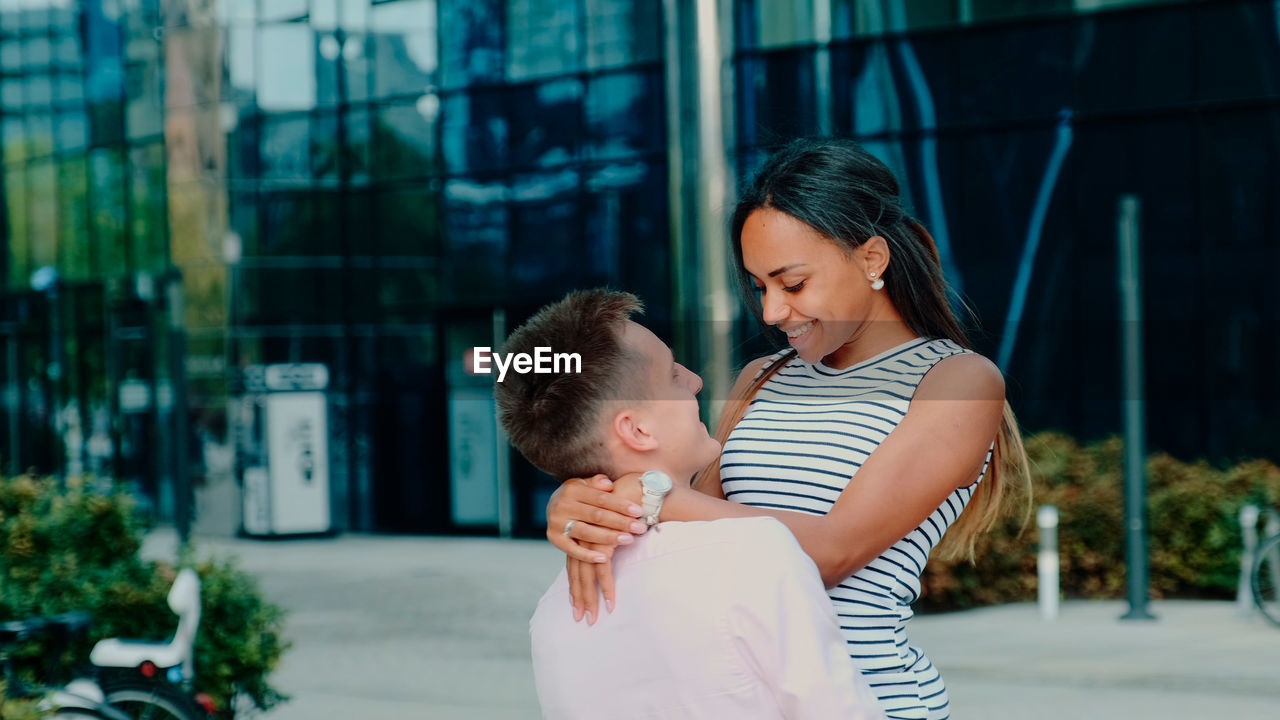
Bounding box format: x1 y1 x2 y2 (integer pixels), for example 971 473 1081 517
1251 523 1280 628
89 568 212 719
1 613 129 720
2 568 213 720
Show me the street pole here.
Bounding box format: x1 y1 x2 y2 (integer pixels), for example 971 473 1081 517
167 268 191 546
1118 194 1154 620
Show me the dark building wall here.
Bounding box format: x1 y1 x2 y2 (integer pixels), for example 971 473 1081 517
733 0 1280 464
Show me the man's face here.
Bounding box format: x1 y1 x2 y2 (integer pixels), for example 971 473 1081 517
618 320 722 477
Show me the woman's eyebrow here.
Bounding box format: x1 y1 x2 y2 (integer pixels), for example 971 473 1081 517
767 264 806 278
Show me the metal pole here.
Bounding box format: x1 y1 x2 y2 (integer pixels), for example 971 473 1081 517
1239 504 1259 617
167 269 191 545
664 0 736 423
1038 505 1060 620
1118 194 1154 620
492 308 512 539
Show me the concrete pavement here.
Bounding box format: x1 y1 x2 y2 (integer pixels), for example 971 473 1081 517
143 531 1280 719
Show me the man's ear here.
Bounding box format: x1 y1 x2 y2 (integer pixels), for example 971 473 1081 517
611 407 658 453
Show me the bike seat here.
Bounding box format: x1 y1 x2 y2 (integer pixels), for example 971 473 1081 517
90 638 187 671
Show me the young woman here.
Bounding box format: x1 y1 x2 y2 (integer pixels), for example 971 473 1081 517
546 138 1031 720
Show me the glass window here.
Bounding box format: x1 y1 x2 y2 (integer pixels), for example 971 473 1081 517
584 70 663 160
1077 9 1191 114
376 185 440 256
311 0 340 29
372 98 438 180
22 37 51 70
260 113 311 181
510 170 581 293
25 73 53 107
125 62 164 140
55 110 87 152
89 149 127 274
735 49 817 149
506 0 581 81
343 106 372 184
129 143 167 272
1 116 25 163
52 34 80 68
370 0 436 31
26 112 53 158
0 75 22 111
57 157 90 279
440 89 507 174
27 159 58 268
508 78 582 167
3 165 27 285
439 0 503 89
262 0 308 22
311 110 339 182
371 31 438 99
256 191 323 256
443 178 508 298
258 24 316 112
585 0 660 69
238 268 346 325
226 24 256 94
55 72 84 104
0 39 21 72
227 112 260 181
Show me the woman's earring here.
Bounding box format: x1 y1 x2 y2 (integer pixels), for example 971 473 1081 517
870 272 884 291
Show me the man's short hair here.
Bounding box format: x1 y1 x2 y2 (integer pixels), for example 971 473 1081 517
495 289 644 480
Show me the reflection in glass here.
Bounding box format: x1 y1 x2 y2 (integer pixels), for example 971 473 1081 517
258 24 316 111
372 32 437 99
439 0 503 89
441 90 507 174
509 78 582 167
373 100 437 180
585 71 662 160
261 114 311 180
506 0 581 81
585 0 660 69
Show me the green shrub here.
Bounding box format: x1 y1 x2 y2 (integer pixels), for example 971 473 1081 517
0 474 288 717
919 432 1280 612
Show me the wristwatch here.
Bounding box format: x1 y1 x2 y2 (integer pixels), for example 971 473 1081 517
639 470 674 526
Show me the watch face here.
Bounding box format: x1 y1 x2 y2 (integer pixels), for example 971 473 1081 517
640 470 673 493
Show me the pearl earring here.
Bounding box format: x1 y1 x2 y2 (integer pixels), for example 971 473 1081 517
870 272 884 291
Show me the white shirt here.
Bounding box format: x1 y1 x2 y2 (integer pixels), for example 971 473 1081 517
530 517 886 720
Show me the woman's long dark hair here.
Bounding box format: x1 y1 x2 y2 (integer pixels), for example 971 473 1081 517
730 138 1030 560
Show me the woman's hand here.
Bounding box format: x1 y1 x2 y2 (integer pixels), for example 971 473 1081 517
546 474 648 563
567 542 615 625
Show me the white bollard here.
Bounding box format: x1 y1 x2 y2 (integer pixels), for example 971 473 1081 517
1037 505 1060 621
1238 504 1259 617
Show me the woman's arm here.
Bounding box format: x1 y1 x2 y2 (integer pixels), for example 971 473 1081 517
691 355 773 500
659 353 1007 587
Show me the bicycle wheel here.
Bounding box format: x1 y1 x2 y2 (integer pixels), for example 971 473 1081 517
1252 532 1280 628
101 681 205 720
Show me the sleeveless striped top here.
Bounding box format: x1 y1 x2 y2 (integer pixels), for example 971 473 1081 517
720 337 992 720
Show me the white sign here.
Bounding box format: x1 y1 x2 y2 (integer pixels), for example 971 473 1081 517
449 388 499 525
264 364 329 391
265 392 331 534
242 466 271 536
119 379 151 411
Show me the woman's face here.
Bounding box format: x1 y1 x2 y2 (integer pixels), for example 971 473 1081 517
739 208 881 366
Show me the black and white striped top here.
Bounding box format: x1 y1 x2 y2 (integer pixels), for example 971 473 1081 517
720 337 992 720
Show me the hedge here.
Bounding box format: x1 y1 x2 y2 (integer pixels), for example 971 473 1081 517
0 474 288 718
919 432 1280 612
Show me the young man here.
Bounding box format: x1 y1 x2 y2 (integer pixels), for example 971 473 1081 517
495 289 884 720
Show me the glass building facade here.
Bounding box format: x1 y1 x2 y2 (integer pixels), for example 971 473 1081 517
2 0 1277 537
